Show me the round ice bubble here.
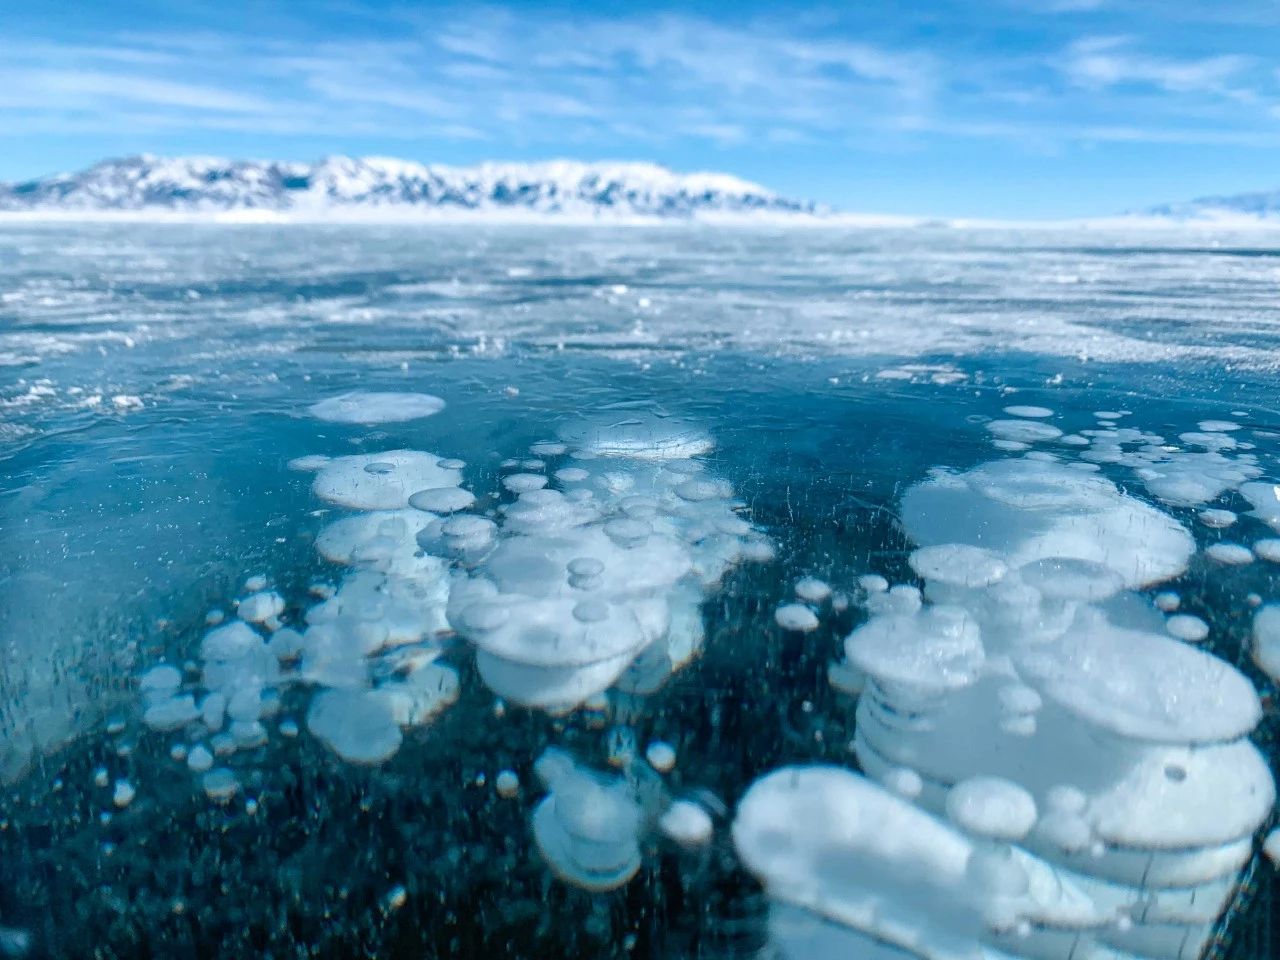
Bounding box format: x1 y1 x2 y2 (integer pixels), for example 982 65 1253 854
201 621 261 662
1205 543 1253 565
143 695 200 732
946 777 1037 842
659 800 713 847
532 750 643 891
795 577 832 603
1013 608 1260 742
186 745 214 773
1166 614 1209 643
646 741 677 773
502 473 548 493
775 603 819 632
1256 539 1280 562
306 689 403 765
408 487 476 513
1253 606 1280 683
307 391 445 424
844 606 984 694
139 665 182 698
674 479 726 502
1017 557 1124 602
1003 405 1054 419
495 769 520 799
238 591 284 624
986 420 1063 443
903 457 1195 589
202 768 239 803
530 441 568 456
313 451 461 510
1198 509 1238 528
908 544 1007 588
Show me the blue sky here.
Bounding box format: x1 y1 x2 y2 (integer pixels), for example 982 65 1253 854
2 0 1279 217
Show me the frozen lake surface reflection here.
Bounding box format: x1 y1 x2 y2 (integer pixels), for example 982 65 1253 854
3 224 1280 959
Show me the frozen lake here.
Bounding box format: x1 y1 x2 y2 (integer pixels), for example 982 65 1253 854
2 224 1280 959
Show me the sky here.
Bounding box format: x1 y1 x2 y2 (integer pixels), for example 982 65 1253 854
1 0 1279 218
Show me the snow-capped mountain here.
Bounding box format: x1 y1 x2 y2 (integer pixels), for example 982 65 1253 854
0 154 819 220
1140 189 1280 222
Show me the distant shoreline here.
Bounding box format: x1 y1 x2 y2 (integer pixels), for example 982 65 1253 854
2 209 1279 231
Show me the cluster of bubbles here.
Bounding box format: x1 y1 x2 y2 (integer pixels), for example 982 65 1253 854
132 392 765 848
122 392 1280 958
737 404 1279 960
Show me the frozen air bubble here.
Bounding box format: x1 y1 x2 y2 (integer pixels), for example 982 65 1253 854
1003 406 1054 418
201 768 239 803
883 766 924 799
659 800 713 847
1155 591 1180 612
306 688 403 765
1265 829 1280 867
143 695 200 732
200 621 261 662
674 479 725 502
437 458 466 470
530 442 568 456
1256 539 1280 562
775 604 819 632
1205 543 1253 565
307 391 445 424
1198 420 1240 432
496 769 520 798
909 544 1007 588
139 665 182 698
186 742 213 773
946 776 1037 843
646 741 677 773
112 780 136 809
1012 608 1260 742
555 467 590 483
1166 615 1209 643
1017 557 1124 602
1253 606 1280 683
859 574 889 594
503 473 548 493
567 557 605 577
408 487 476 513
603 518 650 547
288 454 331 472
532 749 643 891
992 440 1029 452
795 577 832 603
244 574 268 593
573 599 610 623
238 591 284 624
986 420 1063 443
1199 509 1237 528
313 450 461 510
205 609 225 625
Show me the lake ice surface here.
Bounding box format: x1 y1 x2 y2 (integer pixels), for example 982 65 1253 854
2 224 1280 959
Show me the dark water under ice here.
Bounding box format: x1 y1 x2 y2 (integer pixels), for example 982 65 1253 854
2 224 1280 959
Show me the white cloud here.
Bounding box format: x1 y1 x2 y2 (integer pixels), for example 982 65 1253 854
1063 36 1253 94
0 6 1275 162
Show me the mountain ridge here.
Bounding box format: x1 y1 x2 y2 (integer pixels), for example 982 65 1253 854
1139 188 1280 222
0 154 821 220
